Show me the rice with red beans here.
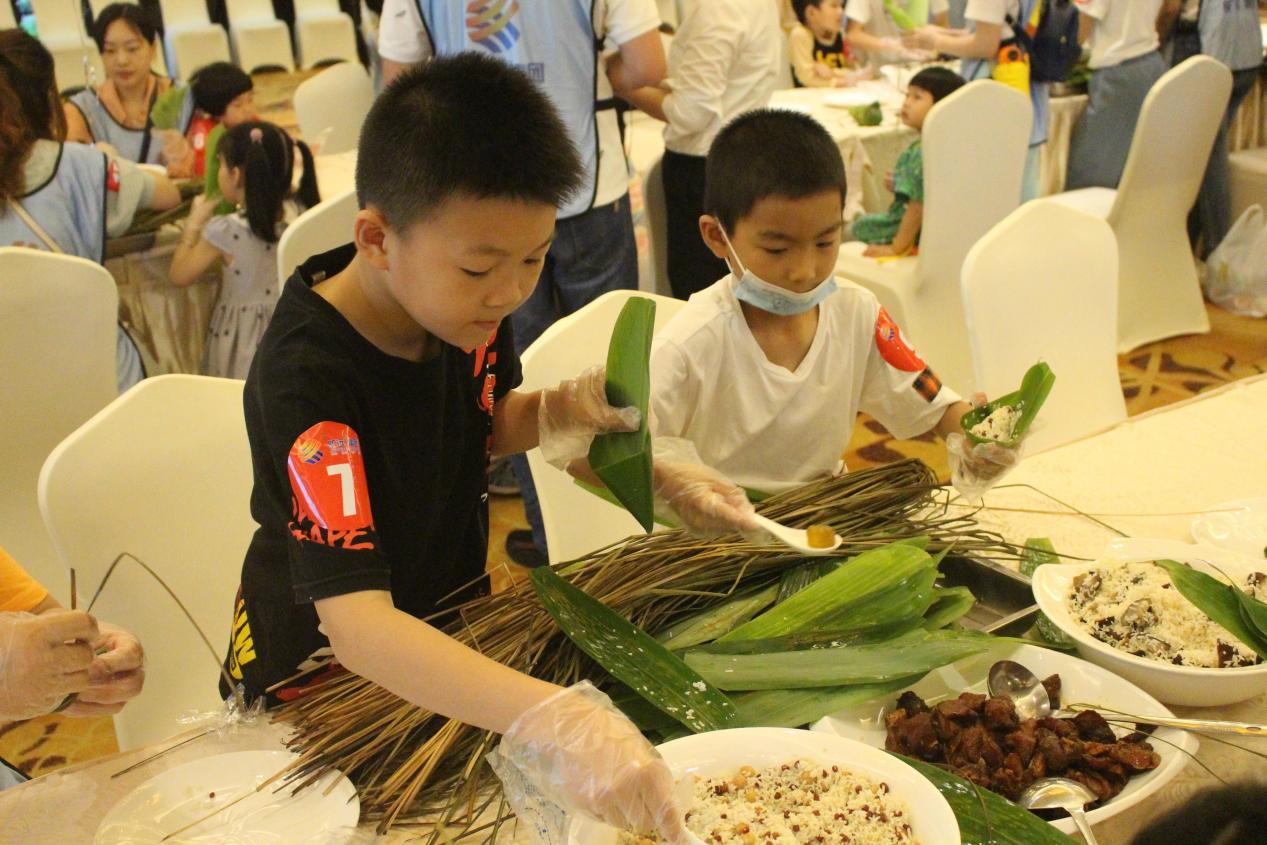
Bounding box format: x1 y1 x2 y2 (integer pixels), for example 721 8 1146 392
618 759 918 845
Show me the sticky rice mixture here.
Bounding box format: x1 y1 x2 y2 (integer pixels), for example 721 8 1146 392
1067 562 1266 668
968 405 1019 441
617 759 918 845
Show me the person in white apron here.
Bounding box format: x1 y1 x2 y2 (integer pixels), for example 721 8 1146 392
375 0 667 567
1 29 181 392
64 3 185 167
1162 0 1265 257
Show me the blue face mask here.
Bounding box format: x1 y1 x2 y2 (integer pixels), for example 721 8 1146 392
719 226 838 316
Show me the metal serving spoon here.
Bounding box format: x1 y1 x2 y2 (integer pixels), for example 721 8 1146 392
986 660 1267 736
751 514 842 556
1017 778 1100 845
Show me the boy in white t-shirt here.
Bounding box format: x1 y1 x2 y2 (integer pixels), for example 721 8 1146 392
648 109 1019 498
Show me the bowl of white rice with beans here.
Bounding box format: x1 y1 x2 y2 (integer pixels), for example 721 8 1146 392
567 728 958 845
1032 538 1267 707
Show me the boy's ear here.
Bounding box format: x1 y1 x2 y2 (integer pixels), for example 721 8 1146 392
697 214 731 262
354 208 392 271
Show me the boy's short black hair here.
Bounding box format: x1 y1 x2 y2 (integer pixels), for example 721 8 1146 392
357 52 584 230
1131 784 1267 845
704 109 847 233
189 62 253 118
908 67 966 103
791 0 826 25
92 3 159 50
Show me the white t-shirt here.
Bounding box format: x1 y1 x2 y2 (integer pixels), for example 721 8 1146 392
649 276 960 494
962 0 1022 27
376 0 660 210
662 0 783 156
1074 0 1164 69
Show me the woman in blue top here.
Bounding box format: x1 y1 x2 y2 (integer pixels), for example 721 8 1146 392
1 29 180 391
63 4 188 169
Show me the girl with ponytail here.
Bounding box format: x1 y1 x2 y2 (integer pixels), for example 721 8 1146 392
170 120 320 379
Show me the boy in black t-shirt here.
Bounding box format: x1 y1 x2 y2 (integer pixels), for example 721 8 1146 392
219 53 755 844
788 0 862 88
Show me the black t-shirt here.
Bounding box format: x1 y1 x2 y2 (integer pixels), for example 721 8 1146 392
221 245 521 703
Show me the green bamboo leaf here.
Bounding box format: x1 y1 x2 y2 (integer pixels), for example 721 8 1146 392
1153 560 1267 660
894 754 1080 845
922 586 977 630
656 585 780 651
1022 538 1079 650
686 629 1011 691
962 362 1056 446
731 676 921 729
719 542 932 643
531 566 736 732
588 297 656 531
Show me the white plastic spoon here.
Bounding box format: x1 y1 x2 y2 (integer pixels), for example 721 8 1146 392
751 514 842 555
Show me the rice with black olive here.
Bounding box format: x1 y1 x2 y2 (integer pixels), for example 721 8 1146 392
1067 562 1266 668
617 759 918 845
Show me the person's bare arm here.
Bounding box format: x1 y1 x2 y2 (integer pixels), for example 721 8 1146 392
610 28 667 90
1155 0 1182 42
63 103 93 145
934 400 974 439
905 21 1002 59
491 389 542 457
382 58 414 86
1078 13 1095 44
617 84 669 122
147 172 181 211
863 200 923 257
316 590 557 733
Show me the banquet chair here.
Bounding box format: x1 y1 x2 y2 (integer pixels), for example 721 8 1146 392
1048 56 1232 353
1229 148 1267 227
1 0 16 28
157 0 231 79
39 375 254 751
522 290 685 564
293 61 372 154
833 80 1030 396
277 188 358 280
223 0 295 72
0 248 117 599
960 201 1125 454
293 0 359 68
30 0 105 91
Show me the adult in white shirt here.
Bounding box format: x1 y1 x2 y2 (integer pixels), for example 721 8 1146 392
1160 0 1264 257
846 0 949 66
610 0 782 299
903 0 1050 200
375 0 667 568
1064 0 1167 191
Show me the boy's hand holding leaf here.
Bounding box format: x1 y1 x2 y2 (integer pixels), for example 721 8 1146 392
538 365 641 470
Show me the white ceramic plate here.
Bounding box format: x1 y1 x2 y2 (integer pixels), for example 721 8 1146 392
811 643 1197 837
568 727 958 845
1191 498 1267 560
1032 538 1267 707
823 90 881 109
95 750 360 844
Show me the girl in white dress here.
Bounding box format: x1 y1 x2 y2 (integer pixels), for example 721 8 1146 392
170 121 319 379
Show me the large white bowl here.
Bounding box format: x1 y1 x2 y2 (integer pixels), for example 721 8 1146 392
568 727 959 845
811 643 1196 837
1032 537 1267 707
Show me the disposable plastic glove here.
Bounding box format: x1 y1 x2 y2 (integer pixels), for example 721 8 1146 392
0 610 98 722
492 681 692 845
945 431 1022 502
538 366 641 470
651 438 760 538
63 622 145 717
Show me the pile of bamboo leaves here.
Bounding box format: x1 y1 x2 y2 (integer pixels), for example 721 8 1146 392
273 459 1020 839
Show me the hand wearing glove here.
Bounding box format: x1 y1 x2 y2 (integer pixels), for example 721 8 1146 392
0 610 98 722
494 682 692 845
64 622 145 717
945 431 1022 502
651 438 760 538
538 366 641 470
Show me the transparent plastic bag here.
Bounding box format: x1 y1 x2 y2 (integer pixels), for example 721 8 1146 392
1204 205 1267 318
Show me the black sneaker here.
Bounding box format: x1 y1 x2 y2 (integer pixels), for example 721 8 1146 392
505 529 547 568
488 458 521 496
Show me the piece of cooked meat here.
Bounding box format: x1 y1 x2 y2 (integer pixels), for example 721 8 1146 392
1072 709 1117 744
